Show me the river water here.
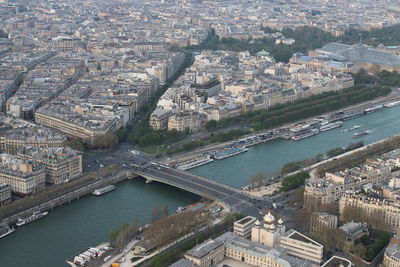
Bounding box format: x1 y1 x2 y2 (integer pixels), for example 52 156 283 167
1 105 400 267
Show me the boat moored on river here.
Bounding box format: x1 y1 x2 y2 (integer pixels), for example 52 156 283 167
384 100 400 108
92 185 116 196
364 105 383 114
214 146 248 160
0 225 15 239
16 211 48 227
176 157 214 170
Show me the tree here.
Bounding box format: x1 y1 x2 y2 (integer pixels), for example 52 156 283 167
281 161 300 174
248 171 268 187
109 218 140 250
116 128 130 143
280 171 310 191
67 137 85 151
205 120 218 130
151 206 163 223
163 204 169 217
91 134 119 149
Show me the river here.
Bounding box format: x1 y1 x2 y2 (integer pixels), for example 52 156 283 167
1 105 400 267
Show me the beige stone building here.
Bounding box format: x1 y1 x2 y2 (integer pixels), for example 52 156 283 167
310 212 338 236
339 193 400 233
251 212 323 265
170 213 329 267
304 164 392 212
35 100 129 144
0 116 67 155
167 111 207 133
0 154 46 195
383 234 400 267
149 109 173 131
233 216 257 239
184 239 225 266
18 147 82 184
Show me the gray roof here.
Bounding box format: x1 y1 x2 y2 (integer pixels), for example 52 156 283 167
169 259 196 267
185 239 223 258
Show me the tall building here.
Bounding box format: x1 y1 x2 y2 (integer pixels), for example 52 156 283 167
304 166 392 212
233 216 257 239
339 193 400 233
310 212 338 236
17 147 83 184
0 154 46 195
251 212 323 265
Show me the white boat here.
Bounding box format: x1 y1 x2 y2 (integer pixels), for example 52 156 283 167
92 185 116 196
291 129 319 141
73 256 86 266
352 130 370 138
319 121 343 132
177 157 214 170
364 105 383 114
341 125 360 133
0 225 15 239
214 146 248 160
15 211 48 227
384 100 400 107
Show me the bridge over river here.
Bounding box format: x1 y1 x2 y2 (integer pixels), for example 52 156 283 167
128 163 266 217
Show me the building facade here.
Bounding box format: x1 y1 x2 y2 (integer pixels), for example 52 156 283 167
233 216 257 239
0 182 11 206
310 212 338 236
0 154 46 195
383 234 400 267
339 193 400 233
18 147 83 184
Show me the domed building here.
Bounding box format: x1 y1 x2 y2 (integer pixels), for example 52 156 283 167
251 211 284 247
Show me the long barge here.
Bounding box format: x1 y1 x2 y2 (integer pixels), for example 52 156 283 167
15 211 48 227
92 185 116 196
214 147 248 160
291 129 319 141
384 100 400 108
177 157 214 170
0 225 15 239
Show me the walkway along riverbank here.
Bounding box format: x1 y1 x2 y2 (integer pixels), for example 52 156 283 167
0 170 137 226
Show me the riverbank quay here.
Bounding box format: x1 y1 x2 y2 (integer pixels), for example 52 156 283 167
161 88 400 168
243 133 400 197
0 169 137 226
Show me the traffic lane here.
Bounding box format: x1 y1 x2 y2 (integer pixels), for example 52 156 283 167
146 168 246 200
158 168 241 196
154 169 259 205
136 170 230 200
143 169 259 212
137 168 253 205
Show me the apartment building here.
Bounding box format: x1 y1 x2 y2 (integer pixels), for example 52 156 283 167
18 147 82 185
304 166 393 212
0 154 46 195
0 116 67 155
35 100 129 143
383 234 400 267
167 111 207 133
310 212 338 236
339 193 400 233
